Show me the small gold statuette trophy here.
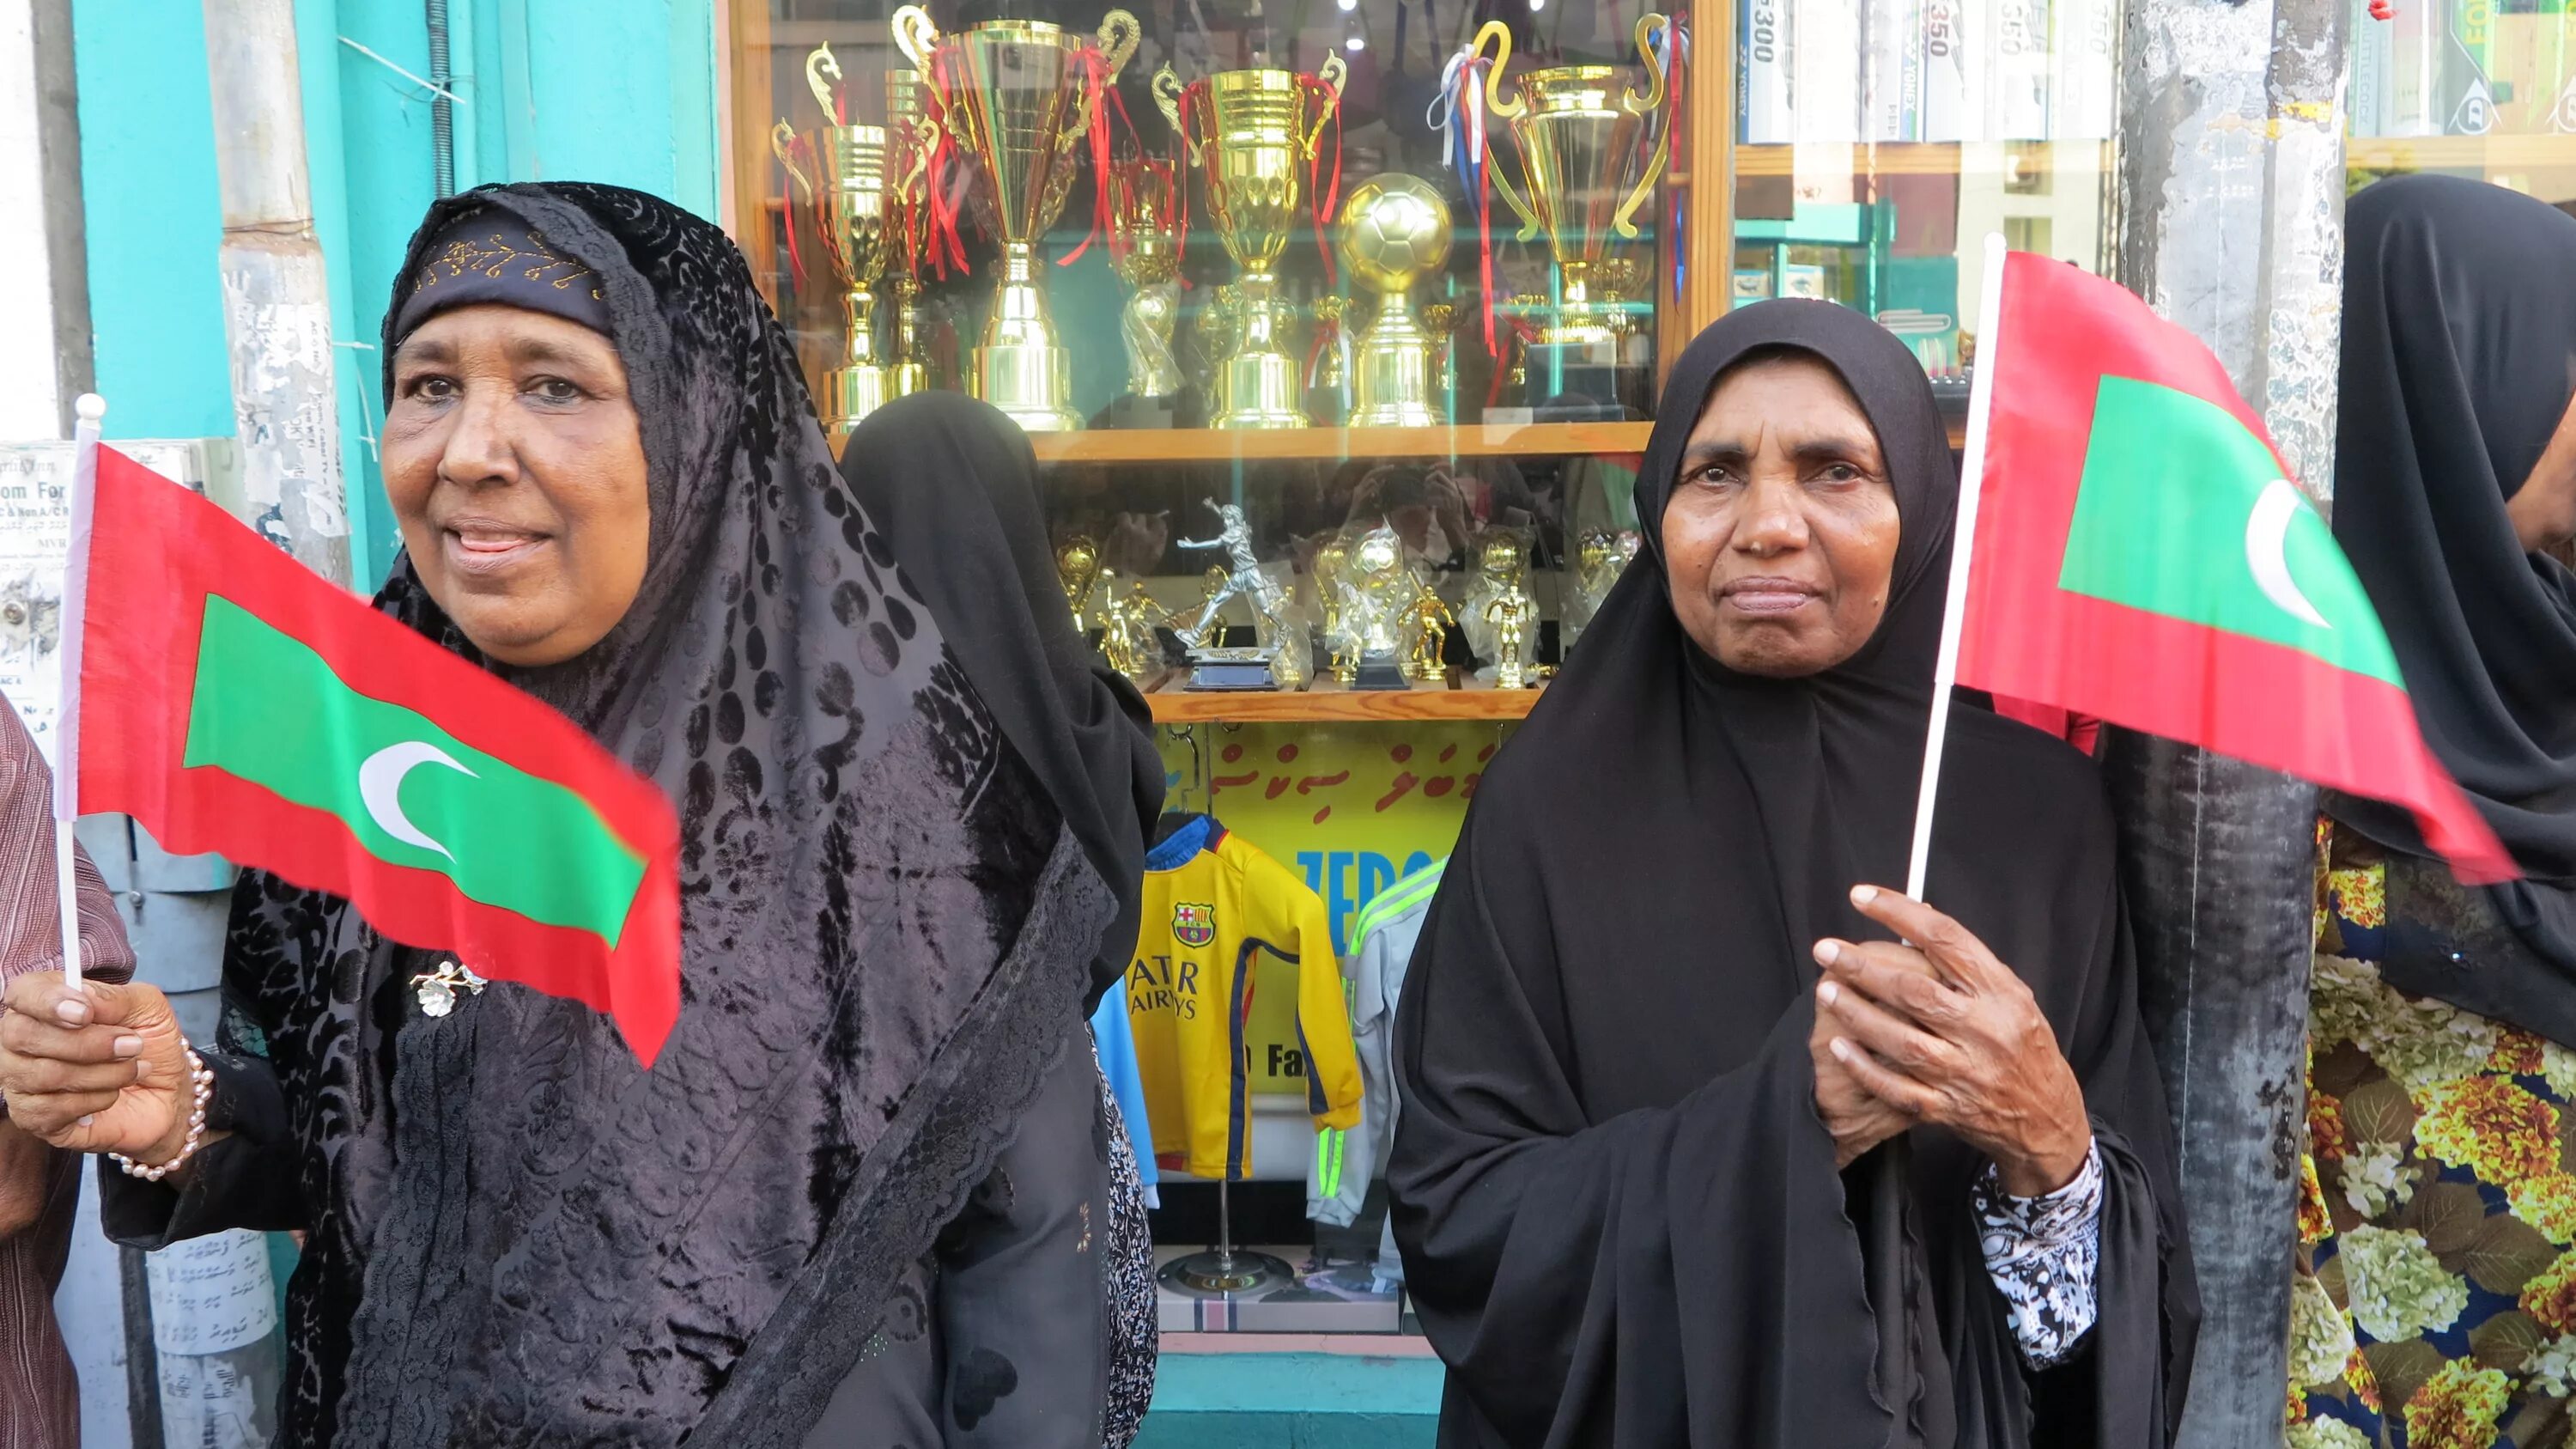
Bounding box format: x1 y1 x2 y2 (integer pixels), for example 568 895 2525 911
1338 174 1455 428
1097 572 1164 680
1105 155 1186 427
1312 538 1358 684
1056 535 1103 631
1156 56 1347 429
1483 581 1535 688
1176 502 1307 690
1345 527 1417 691
1467 15 1673 413
1404 580 1455 683
896 5 1141 432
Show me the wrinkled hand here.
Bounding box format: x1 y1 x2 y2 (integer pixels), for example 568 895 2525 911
1813 886 2092 1197
0 974 192 1164
1809 996 1913 1170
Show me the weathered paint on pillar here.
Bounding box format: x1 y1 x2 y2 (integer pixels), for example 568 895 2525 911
2111 0 2347 1442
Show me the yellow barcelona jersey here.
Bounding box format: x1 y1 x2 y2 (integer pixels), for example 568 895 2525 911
1127 815 1362 1180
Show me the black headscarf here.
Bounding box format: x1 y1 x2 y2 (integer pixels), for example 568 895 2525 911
1387 300 2196 1448
200 184 1113 1446
2327 174 2576 1041
837 391 1163 1011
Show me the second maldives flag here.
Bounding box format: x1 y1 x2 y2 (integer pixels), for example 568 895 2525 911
70 447 682 1064
1956 250 2513 883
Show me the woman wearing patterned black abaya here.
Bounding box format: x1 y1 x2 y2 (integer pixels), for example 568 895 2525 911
0 184 1151 1446
1386 301 2198 1447
2289 176 2576 1447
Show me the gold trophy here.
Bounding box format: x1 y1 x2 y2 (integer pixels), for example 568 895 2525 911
794 47 898 442
1106 156 1185 421
1468 16 1672 368
886 68 939 398
1155 58 1347 429
1056 535 1103 630
895 6 1142 432
1337 174 1454 428
1346 527 1415 690
1484 586 1534 688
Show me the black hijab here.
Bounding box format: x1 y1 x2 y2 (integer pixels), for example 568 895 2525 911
837 391 1163 1011
208 184 1113 1446
2327 174 2576 1041
1387 301 2196 1448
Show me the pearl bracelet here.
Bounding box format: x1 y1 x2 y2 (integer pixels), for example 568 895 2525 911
111 1043 215 1183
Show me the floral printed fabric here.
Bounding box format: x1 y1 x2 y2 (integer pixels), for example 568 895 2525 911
2293 826 2576 1449
1973 1139 2105 1368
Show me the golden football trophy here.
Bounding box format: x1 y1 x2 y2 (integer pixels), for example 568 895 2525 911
1337 174 1454 428
895 6 1141 432
789 47 900 443
1106 155 1186 417
1345 527 1415 690
1056 535 1103 630
1468 16 1672 363
1155 58 1347 429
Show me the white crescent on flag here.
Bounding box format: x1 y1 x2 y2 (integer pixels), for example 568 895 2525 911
357 741 477 861
2246 478 2331 630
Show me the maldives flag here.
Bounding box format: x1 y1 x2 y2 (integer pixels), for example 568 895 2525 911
1955 250 2513 884
64 447 683 1064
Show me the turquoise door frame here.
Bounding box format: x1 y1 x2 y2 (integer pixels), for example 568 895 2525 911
73 0 719 588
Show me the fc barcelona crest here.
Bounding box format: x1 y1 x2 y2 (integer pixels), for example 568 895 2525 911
1172 902 1217 947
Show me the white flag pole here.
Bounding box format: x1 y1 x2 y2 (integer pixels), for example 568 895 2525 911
1904 234 2008 902
57 393 105 988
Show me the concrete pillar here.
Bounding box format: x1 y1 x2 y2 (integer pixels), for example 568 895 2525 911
2109 0 2348 1443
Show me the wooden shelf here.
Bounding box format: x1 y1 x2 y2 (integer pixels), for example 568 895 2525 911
1732 140 2113 177
2348 134 2576 173
1030 421 1649 466
1145 677 1544 724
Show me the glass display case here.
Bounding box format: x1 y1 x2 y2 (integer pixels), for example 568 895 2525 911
2341 0 2576 199
721 0 2143 1336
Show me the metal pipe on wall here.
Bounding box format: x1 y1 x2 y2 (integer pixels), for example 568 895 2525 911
427 0 455 198
203 0 351 590
2110 0 2349 1441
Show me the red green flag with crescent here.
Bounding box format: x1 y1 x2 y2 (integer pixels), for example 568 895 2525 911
1953 250 2512 884
64 447 683 1064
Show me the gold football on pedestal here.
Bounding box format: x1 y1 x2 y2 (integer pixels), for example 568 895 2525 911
1337 174 1455 428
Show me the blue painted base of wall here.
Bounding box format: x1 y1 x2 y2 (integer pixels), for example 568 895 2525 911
1134 1411 1438 1449
1138 1353 1442 1449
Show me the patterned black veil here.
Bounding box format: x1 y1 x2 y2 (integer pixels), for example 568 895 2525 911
210 182 1111 1445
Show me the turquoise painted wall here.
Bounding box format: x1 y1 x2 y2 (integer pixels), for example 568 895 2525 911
1137 1353 1443 1448
73 0 720 588
71 0 231 443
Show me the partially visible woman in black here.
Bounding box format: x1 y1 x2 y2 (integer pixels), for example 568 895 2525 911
1387 300 2197 1447
835 391 1166 1443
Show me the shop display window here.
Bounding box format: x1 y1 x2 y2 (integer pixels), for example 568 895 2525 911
722 0 2140 1336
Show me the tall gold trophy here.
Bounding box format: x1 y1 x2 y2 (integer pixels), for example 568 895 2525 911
895 6 1140 433
1337 174 1454 428
793 46 896 443
886 68 939 398
1469 17 1672 369
1154 58 1346 429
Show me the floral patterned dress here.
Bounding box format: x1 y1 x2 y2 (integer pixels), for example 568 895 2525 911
2293 826 2576 1449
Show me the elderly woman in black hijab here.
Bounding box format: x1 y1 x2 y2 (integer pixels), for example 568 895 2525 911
1387 301 2197 1447
0 184 1156 1447
2289 175 2576 1445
